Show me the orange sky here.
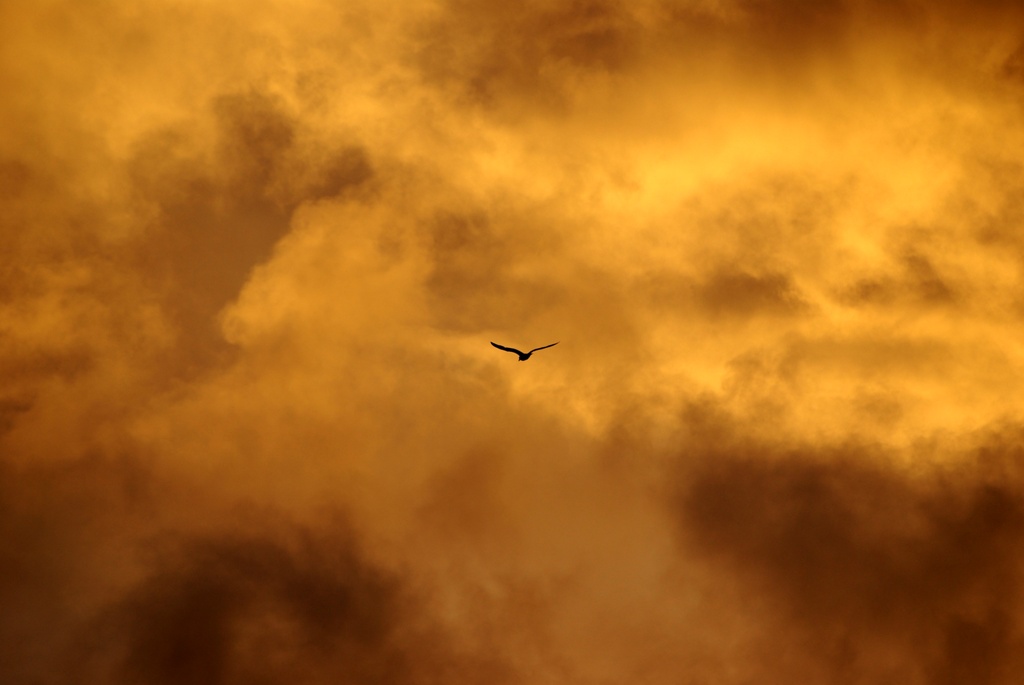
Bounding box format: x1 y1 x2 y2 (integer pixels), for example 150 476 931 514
3 1 1024 683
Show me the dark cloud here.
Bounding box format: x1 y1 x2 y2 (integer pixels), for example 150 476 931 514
416 0 645 110
0 83 374 451
0 456 155 685
674 413 1024 682
840 250 956 307
412 0 1024 117
0 458 508 685
641 268 807 322
971 159 1024 250
212 91 297 191
103 529 413 685
425 210 513 315
697 269 807 316
421 207 591 336
128 89 373 372
1004 41 1024 81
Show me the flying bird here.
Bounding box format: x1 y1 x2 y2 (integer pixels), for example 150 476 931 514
491 341 559 361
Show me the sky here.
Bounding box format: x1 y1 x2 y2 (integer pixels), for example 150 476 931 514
3 0 1024 683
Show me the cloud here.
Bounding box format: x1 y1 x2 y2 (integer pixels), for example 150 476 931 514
673 412 1024 682
98 527 454 685
4 0 1024 683
0 458 514 685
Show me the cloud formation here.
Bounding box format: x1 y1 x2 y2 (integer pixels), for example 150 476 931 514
676 409 1024 683
3 0 1024 683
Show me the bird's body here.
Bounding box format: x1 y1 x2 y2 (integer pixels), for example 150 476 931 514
491 341 559 361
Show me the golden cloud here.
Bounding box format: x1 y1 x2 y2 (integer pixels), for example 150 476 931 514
3 1 1024 683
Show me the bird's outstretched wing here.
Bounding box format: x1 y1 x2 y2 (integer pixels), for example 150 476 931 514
528 342 559 354
491 342 525 355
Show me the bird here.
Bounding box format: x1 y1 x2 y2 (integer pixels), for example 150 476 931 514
491 341 559 361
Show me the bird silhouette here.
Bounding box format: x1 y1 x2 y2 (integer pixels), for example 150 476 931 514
491 341 559 361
